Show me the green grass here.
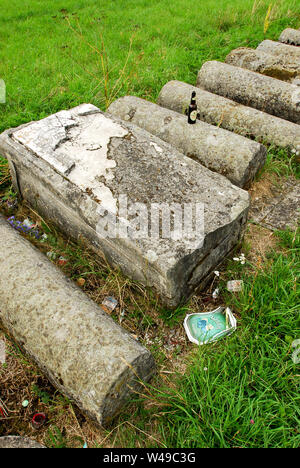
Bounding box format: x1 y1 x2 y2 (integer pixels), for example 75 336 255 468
121 228 299 449
1 0 300 133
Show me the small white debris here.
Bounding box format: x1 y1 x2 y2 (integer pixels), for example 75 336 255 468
212 288 219 299
214 270 220 277
0 339 5 364
227 280 243 292
46 251 57 260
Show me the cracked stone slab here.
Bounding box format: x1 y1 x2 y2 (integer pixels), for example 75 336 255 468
226 47 300 82
157 80 300 153
250 178 300 231
197 61 300 125
0 104 250 308
279 28 300 46
0 214 155 426
108 95 267 188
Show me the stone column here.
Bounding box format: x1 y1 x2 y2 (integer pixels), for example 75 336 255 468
196 61 300 124
157 80 300 153
108 95 266 188
225 47 299 82
0 215 155 427
257 40 300 62
279 28 300 46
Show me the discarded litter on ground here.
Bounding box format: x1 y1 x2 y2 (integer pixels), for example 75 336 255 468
227 280 243 292
58 256 68 266
31 412 46 429
184 306 237 345
0 339 5 364
7 216 41 239
102 296 118 313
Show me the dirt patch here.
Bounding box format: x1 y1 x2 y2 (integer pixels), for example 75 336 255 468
245 223 281 265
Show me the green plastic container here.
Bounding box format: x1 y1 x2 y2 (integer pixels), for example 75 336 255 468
184 307 236 345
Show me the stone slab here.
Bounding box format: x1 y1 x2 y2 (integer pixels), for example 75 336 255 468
157 80 300 153
226 47 300 82
197 61 300 124
108 95 267 188
250 177 300 231
0 215 155 426
279 28 300 46
0 104 250 308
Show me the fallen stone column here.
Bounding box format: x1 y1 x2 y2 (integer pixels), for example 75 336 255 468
196 61 300 124
157 80 300 153
108 96 266 188
0 215 155 427
225 47 300 82
279 28 300 46
257 40 300 62
0 104 250 308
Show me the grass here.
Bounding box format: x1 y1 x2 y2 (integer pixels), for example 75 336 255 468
153 228 300 448
0 0 300 449
1 0 300 132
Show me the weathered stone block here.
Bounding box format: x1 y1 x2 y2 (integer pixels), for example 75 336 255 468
108 95 266 188
226 47 300 82
157 80 300 153
0 437 46 449
257 40 300 62
0 215 155 426
0 104 249 308
279 28 300 46
197 61 300 124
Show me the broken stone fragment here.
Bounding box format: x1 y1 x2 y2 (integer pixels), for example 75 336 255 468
225 47 300 82
157 80 300 153
279 28 300 46
257 40 300 63
0 215 155 426
0 436 46 449
0 104 250 308
197 61 300 124
108 95 266 188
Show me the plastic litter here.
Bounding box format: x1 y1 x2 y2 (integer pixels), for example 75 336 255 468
102 296 118 312
292 339 300 364
46 251 57 260
0 399 10 419
227 280 243 292
31 412 46 429
184 306 237 345
7 216 41 239
58 256 68 266
22 400 29 408
212 288 219 299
